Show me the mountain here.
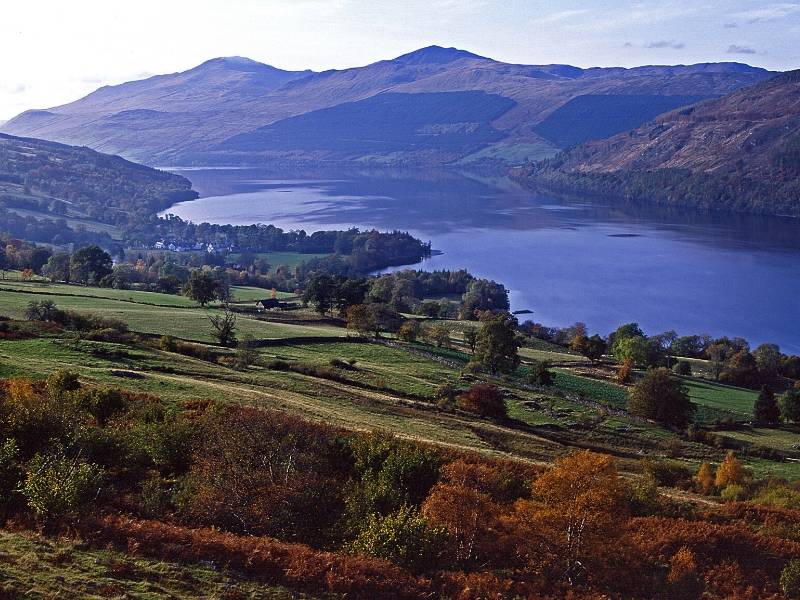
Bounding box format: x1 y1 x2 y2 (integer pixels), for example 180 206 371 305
0 132 196 246
519 70 800 216
2 46 774 166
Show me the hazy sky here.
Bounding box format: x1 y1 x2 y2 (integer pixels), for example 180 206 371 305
2 0 799 120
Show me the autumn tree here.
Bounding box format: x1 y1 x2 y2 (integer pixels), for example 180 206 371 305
571 334 607 363
715 451 746 489
519 451 627 585
754 384 780 427
694 462 715 495
425 322 451 348
346 304 376 336
470 311 520 375
628 368 695 429
617 357 634 384
397 320 420 343
457 384 507 419
184 270 220 307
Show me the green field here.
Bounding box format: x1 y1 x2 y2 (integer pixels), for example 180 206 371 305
0 282 797 479
228 251 329 271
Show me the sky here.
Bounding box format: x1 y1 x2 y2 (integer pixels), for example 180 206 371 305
1 0 799 120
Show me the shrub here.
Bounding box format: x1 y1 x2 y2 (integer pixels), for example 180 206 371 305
330 358 356 370
457 384 507 419
673 361 692 376
139 476 171 518
346 506 449 573
781 559 800 599
617 357 634 384
720 484 746 502
397 320 421 343
694 462 715 495
642 459 693 487
527 360 553 386
22 452 103 524
0 439 21 511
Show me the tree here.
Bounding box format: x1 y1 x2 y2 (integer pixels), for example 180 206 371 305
42 253 71 283
524 451 626 585
69 245 112 285
0 246 6 279
234 333 258 370
613 336 665 368
397 320 420 343
754 343 782 381
706 343 729 381
460 279 509 320
715 451 746 489
457 384 507 419
721 350 760 388
628 368 695 429
346 304 376 336
572 334 607 363
780 387 800 425
617 357 634 384
528 360 553 386
303 274 337 315
183 270 219 307
463 326 478 354
754 384 780 427
209 310 237 347
425 323 451 348
471 311 520 375
21 452 103 526
672 361 692 376
346 506 448 573
694 462 715 495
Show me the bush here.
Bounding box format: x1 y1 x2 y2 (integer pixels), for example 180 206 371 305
720 483 746 502
330 358 356 370
527 360 553 386
673 361 692 376
642 459 693 487
21 452 103 524
397 321 421 343
457 384 507 419
781 559 800 599
347 506 449 573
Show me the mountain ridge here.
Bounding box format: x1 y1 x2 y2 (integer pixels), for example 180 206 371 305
2 46 775 166
517 69 800 216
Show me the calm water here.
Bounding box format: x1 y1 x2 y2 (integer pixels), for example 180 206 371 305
162 167 800 353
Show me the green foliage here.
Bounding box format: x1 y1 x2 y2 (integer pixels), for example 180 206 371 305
460 279 509 320
642 459 693 487
21 452 103 523
628 368 695 429
780 387 800 425
346 435 441 530
754 385 780 427
720 483 746 502
781 559 800 599
69 245 113 285
527 360 553 386
672 361 692 376
347 505 448 573
183 271 222 307
470 311 520 375
0 438 21 509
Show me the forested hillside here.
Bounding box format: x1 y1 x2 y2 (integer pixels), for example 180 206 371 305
520 70 800 216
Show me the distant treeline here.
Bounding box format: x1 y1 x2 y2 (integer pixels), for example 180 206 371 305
517 163 800 218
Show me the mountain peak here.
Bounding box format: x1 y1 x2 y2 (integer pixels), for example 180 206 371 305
194 56 283 74
392 45 489 65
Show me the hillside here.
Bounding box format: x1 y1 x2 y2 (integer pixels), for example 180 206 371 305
521 70 800 216
2 46 773 166
0 132 196 245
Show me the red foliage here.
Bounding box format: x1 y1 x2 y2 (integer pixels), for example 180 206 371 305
84 514 431 600
457 384 507 418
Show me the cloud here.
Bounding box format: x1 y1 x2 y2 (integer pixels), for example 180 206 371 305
723 22 739 28
727 44 757 54
0 83 27 94
733 2 800 23
646 40 686 49
529 9 592 26
623 42 634 48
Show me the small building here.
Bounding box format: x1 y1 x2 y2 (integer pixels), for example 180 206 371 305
256 298 282 311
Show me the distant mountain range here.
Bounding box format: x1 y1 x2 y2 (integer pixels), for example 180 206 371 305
1 46 773 167
518 70 800 216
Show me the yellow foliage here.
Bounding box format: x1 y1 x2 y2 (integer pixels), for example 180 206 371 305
694 462 715 495
715 451 746 489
